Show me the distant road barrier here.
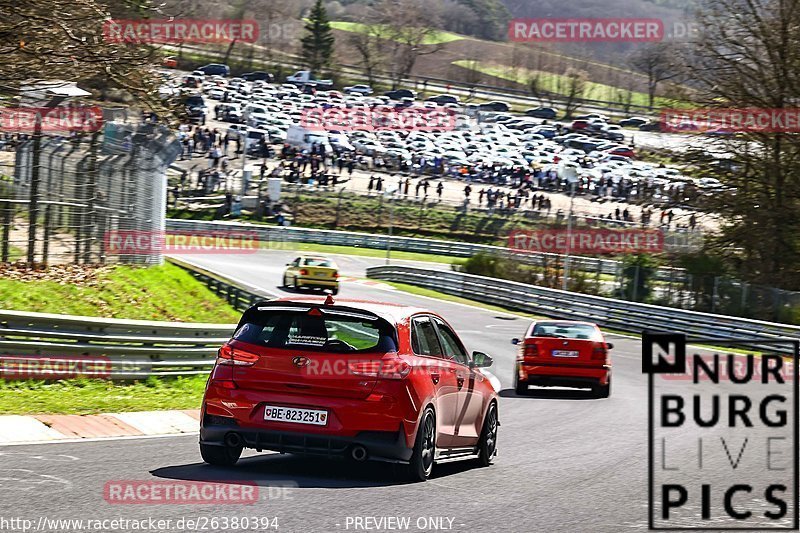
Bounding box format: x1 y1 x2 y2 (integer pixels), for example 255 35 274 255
366 265 800 352
166 219 687 282
2 257 797 381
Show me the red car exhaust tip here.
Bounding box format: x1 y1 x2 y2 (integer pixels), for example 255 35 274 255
350 445 368 461
224 432 243 448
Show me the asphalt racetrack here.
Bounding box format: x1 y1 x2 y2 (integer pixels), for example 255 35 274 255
1 250 792 532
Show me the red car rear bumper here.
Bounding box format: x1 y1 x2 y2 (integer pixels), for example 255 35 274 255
519 362 611 387
201 381 418 462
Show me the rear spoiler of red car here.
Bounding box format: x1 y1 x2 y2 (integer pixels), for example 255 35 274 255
238 300 384 329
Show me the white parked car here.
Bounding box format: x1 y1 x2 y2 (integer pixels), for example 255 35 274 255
344 84 374 95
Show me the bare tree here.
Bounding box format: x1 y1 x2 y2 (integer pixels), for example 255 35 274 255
630 43 681 110
528 73 545 106
0 0 178 119
560 68 588 119
676 0 800 289
347 10 386 86
375 0 446 89
461 59 483 87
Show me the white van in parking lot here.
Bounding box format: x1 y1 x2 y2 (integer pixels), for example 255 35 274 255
286 125 332 152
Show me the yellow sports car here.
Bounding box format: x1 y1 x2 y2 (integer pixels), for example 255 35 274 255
282 255 340 294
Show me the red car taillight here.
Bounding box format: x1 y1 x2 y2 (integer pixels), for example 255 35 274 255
349 357 411 380
592 346 609 363
333 271 339 278
522 343 539 362
299 268 309 275
216 345 259 366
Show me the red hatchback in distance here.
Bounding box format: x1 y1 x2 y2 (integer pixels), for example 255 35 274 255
512 320 613 398
200 296 499 481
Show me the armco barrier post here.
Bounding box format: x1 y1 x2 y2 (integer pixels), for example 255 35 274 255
1 201 10 262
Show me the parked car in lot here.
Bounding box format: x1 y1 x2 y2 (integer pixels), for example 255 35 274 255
196 63 230 76
384 89 417 100
162 56 178 68
426 94 460 105
200 296 500 481
525 107 557 119
619 116 649 128
479 101 510 112
282 255 340 294
214 102 243 123
512 320 612 397
607 146 636 158
639 121 665 132
570 119 590 131
601 125 626 141
344 84 374 95
183 93 206 125
286 70 334 89
241 71 274 82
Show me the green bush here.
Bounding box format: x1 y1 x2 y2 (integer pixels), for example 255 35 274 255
620 254 659 302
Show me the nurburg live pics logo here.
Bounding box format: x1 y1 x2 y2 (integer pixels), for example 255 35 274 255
642 332 798 530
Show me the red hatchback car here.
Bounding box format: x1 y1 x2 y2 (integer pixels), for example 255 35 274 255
513 320 613 398
200 296 499 481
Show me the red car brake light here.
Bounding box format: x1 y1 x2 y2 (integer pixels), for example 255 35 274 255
592 346 609 362
349 357 411 380
299 268 308 275
217 344 259 366
522 343 538 362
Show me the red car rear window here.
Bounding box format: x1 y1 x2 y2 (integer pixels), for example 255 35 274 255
233 310 397 353
532 323 603 341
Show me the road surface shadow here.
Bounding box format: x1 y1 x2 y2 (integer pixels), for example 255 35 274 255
151 452 485 489
499 387 598 400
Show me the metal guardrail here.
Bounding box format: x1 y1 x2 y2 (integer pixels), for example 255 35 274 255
365 265 800 352
167 256 275 313
0 308 236 379
166 218 685 282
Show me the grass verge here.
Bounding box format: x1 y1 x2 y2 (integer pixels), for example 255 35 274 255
329 21 464 45
0 376 207 415
380 280 543 319
452 60 688 109
0 263 240 322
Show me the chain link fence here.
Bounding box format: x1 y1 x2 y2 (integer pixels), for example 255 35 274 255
4 112 181 265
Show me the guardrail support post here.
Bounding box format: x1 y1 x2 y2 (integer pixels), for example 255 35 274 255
42 204 52 265
740 282 748 314
712 276 719 313
1 201 10 262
